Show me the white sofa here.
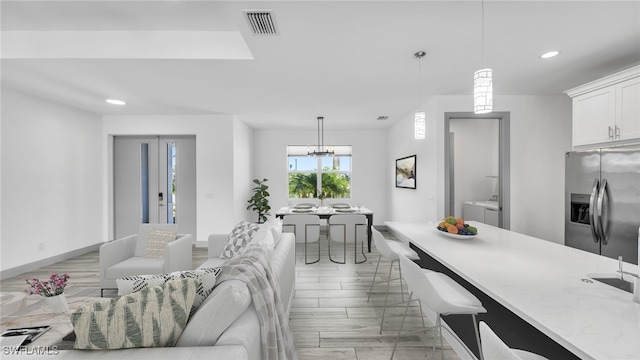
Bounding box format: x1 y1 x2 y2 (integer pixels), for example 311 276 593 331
191 230 296 359
28 225 295 360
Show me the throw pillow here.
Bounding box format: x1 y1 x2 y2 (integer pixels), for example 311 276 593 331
144 229 177 258
250 225 275 258
116 267 221 316
219 221 261 259
71 279 197 350
266 218 283 247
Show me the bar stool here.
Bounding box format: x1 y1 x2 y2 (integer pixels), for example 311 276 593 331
392 254 487 360
327 214 367 264
479 322 549 360
367 228 423 334
282 214 320 264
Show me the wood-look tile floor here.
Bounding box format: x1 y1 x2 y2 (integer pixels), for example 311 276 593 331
0 230 460 360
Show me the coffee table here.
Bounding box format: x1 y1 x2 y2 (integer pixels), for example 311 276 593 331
1 296 107 350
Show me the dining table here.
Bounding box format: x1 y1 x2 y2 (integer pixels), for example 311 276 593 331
275 205 374 252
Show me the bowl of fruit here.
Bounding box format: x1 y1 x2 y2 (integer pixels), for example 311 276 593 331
436 216 478 239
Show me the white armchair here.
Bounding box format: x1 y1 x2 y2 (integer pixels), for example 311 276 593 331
100 224 193 296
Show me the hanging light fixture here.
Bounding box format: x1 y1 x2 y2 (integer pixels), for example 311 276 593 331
307 116 334 156
474 0 492 114
414 51 426 139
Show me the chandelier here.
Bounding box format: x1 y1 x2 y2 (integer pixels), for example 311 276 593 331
474 0 493 114
414 51 426 139
307 116 334 156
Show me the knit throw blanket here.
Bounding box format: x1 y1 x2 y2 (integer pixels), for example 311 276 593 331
216 243 298 360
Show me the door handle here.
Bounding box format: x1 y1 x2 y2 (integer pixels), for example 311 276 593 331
615 126 620 140
589 179 600 243
608 126 614 140
597 179 608 245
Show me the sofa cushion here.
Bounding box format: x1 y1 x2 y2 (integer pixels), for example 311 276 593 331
215 304 262 360
220 221 261 259
71 279 197 350
144 229 177 258
134 224 178 257
176 279 252 347
105 257 164 280
116 267 221 316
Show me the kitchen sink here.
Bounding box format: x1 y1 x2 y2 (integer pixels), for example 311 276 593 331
588 275 634 293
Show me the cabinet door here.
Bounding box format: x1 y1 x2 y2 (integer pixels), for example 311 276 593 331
573 86 615 146
484 207 500 227
616 77 640 141
462 203 485 223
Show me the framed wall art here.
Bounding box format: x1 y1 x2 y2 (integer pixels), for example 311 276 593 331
395 155 416 189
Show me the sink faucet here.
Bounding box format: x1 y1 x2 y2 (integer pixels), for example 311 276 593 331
617 256 640 304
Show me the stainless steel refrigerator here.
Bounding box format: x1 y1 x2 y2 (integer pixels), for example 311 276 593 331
565 145 640 265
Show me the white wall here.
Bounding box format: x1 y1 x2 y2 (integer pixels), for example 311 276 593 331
253 129 389 224
233 117 255 223
1 87 103 272
388 100 440 222
103 115 243 241
388 95 572 244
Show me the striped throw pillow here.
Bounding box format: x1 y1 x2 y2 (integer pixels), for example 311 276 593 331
71 279 197 349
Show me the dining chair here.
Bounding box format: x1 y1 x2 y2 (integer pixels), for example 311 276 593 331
327 214 367 264
392 254 487 360
479 322 549 360
367 227 422 333
282 214 321 264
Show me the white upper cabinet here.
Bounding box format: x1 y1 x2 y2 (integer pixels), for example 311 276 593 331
617 77 640 141
565 66 640 148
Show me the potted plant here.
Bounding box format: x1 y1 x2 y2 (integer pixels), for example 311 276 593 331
247 178 271 224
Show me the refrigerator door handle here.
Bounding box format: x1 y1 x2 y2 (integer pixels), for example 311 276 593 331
597 178 609 245
589 178 601 243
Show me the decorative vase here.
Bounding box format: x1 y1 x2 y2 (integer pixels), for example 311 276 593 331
45 293 69 313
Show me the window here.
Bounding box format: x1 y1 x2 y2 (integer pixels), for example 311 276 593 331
287 145 352 199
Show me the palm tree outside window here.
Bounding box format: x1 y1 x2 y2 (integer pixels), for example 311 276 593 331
287 145 351 199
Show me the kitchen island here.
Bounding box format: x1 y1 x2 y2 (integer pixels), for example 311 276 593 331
386 221 639 360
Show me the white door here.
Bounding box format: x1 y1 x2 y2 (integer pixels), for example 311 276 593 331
114 136 196 239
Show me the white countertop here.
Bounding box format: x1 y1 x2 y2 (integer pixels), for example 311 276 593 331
386 221 640 360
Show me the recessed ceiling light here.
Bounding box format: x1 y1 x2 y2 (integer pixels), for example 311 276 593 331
540 51 560 59
106 99 126 105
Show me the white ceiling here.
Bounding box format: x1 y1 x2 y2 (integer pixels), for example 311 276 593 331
1 1 639 130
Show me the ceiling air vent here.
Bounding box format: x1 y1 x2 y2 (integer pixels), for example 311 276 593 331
377 116 389 121
243 10 279 35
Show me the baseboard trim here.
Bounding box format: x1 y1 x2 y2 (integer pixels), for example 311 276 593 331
0 243 103 280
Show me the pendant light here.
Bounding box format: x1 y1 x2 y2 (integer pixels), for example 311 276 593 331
414 51 426 139
307 116 334 156
474 0 492 114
